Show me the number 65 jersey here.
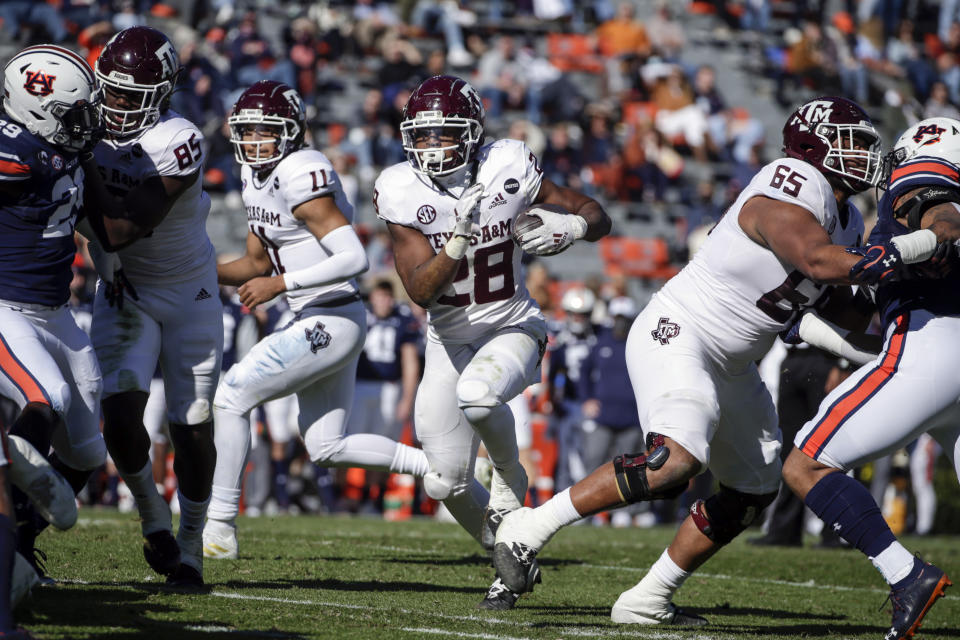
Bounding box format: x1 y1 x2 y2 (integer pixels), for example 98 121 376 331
374 139 545 344
241 147 358 312
92 109 214 283
657 157 864 365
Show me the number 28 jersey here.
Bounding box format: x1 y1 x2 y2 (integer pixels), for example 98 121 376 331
241 148 358 312
657 157 864 365
92 110 214 283
375 139 545 344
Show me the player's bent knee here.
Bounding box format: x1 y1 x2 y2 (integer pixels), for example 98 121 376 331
457 379 498 422
304 433 345 467
690 484 777 545
423 470 456 501
57 435 107 471
613 432 697 503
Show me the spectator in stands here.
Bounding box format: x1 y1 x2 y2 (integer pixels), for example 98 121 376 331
376 36 425 102
477 36 528 119
740 0 771 34
407 0 475 67
650 65 711 162
229 10 295 89
542 123 584 190
647 3 685 62
352 0 402 54
581 103 616 166
595 1 651 59
172 39 228 133
924 81 960 119
0 1 69 43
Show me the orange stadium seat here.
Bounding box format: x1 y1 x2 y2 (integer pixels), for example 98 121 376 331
599 236 679 280
547 33 604 73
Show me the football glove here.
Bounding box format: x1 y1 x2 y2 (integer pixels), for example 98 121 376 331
519 208 587 256
847 243 905 285
452 183 485 238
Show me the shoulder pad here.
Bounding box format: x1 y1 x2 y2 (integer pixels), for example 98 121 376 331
894 185 960 230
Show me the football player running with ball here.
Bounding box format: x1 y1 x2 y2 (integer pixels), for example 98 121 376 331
492 97 933 623
375 75 610 609
202 81 432 560
78 26 223 588
783 117 960 640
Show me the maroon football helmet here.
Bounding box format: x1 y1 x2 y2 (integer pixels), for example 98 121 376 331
95 26 181 137
401 75 485 177
228 80 306 171
782 96 882 193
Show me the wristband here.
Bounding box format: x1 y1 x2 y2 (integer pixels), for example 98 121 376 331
444 235 470 260
890 229 937 264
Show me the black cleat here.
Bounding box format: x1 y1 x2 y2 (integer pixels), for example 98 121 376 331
883 560 952 640
492 541 540 593
164 563 207 592
143 530 181 577
23 548 54 586
477 577 520 611
481 507 511 552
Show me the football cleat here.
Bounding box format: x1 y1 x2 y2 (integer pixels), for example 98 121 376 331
7 435 78 531
492 507 553 593
10 552 39 608
477 577 521 611
883 559 952 640
164 563 206 592
480 507 510 552
202 520 238 560
611 601 708 626
143 529 181 577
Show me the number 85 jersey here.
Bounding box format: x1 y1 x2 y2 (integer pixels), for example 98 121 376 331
657 157 864 364
374 139 545 344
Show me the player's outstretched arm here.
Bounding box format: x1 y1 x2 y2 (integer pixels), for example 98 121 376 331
533 177 611 242
387 222 463 308
740 195 863 284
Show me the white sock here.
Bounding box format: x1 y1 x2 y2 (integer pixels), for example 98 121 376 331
120 461 170 535
489 462 527 511
650 548 691 590
870 541 916 585
544 488 583 529
389 443 430 477
177 491 209 571
207 486 241 522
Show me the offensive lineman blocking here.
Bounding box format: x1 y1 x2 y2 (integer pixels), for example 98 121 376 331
203 81 431 559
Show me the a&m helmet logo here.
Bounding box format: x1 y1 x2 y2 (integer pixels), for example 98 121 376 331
912 123 946 147
651 317 680 345
792 99 834 131
23 70 56 97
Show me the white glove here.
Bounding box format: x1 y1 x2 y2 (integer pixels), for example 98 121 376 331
519 207 588 256
452 183 485 238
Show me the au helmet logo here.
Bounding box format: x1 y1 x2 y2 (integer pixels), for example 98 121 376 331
912 124 946 146
23 70 56 97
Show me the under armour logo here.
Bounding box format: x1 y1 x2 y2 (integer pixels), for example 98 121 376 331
305 321 331 353
882 255 897 268
23 70 56 97
651 317 680 345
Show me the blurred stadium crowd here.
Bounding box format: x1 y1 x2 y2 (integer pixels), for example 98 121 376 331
1 0 957 535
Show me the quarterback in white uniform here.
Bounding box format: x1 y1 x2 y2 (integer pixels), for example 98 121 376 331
492 97 908 623
377 75 610 610
82 26 222 588
201 80 431 560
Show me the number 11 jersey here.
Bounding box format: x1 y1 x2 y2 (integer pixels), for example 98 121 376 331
240 147 358 312
657 157 864 365
374 139 544 344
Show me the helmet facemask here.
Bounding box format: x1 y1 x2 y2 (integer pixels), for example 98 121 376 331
229 111 301 170
816 121 882 193
401 110 482 177
97 74 174 137
47 94 104 151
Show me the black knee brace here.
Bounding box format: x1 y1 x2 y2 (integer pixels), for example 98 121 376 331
612 432 684 503
690 484 777 545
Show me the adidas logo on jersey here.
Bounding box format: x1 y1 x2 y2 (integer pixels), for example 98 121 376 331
488 192 507 209
195 288 212 301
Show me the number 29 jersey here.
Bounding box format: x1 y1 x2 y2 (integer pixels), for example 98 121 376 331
92 109 214 283
240 148 358 313
374 139 545 344
656 157 864 365
0 114 84 306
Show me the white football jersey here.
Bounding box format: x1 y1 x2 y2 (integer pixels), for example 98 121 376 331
375 139 544 343
656 157 864 365
241 148 358 312
93 110 214 283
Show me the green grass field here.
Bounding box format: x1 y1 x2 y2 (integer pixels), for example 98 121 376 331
15 509 960 639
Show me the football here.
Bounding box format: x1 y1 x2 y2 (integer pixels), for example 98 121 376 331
513 204 570 250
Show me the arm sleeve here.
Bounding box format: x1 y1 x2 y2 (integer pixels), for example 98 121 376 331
281 225 369 290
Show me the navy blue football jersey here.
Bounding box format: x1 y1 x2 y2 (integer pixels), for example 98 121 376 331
0 112 84 306
356 304 421 382
870 155 960 325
